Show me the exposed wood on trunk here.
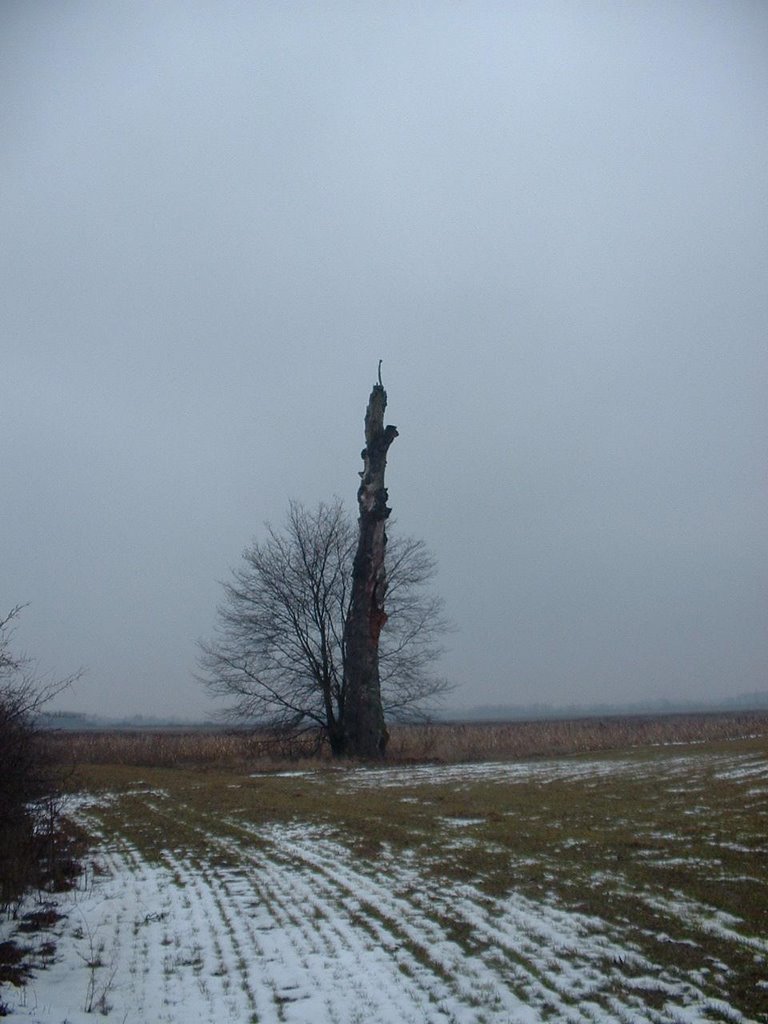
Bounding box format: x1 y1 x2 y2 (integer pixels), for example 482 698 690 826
343 373 398 758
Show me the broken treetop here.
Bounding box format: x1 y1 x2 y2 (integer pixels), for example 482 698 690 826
358 381 398 516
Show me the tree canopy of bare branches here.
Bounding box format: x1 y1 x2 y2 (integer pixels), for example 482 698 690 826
198 500 450 756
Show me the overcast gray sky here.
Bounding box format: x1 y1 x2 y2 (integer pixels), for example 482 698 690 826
3 1 766 719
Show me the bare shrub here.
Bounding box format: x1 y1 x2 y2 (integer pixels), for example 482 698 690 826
0 606 81 911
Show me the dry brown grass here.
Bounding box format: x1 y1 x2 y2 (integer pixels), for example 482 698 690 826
387 709 768 761
42 709 768 770
42 728 294 771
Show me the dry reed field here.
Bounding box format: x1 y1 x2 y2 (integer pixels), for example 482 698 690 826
42 710 768 769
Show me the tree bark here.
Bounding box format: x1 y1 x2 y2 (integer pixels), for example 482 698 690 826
343 376 398 758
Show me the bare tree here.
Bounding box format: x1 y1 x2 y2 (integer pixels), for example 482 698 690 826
198 499 449 755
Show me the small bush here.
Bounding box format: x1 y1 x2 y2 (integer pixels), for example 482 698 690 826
0 607 78 912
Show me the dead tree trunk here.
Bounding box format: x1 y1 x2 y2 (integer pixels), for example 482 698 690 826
343 369 398 758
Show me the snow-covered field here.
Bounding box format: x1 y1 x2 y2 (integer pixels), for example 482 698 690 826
2 747 766 1024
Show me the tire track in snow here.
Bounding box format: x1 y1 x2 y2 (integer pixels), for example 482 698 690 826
62 754 762 1024
112 789 731 1023
230 824 518 1021
186 833 475 1023
130 796 526 1022
197 817 616 1022
107 811 455 1024
136 795 490 1022
225 820 618 1023
212 808 747 1024
72 816 255 1024
156 847 263 1022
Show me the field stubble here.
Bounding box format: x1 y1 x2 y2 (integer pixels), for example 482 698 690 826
5 715 767 1024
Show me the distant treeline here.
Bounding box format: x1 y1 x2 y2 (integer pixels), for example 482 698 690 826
39 690 768 732
445 695 768 722
37 711 227 732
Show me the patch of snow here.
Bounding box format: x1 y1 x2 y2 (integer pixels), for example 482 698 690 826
3 752 763 1024
253 770 317 778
